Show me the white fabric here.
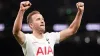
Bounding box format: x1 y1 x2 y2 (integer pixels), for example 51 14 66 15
21 32 60 56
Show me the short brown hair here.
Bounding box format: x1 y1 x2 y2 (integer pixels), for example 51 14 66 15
27 11 40 24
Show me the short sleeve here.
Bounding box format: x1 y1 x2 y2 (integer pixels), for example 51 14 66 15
48 32 60 44
21 34 28 47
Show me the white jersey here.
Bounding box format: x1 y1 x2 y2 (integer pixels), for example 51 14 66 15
21 32 60 56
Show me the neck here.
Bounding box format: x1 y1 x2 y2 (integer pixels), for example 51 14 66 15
32 30 44 39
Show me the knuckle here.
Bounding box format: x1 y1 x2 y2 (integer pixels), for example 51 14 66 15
21 2 25 4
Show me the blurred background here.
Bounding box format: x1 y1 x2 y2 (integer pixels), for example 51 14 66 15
0 0 100 56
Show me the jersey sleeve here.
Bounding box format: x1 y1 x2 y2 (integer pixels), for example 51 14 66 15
48 32 60 44
20 34 30 55
21 34 28 47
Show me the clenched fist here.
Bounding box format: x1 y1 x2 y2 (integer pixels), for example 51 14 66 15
76 2 84 12
20 1 32 11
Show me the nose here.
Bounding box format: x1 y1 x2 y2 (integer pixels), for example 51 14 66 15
41 19 44 23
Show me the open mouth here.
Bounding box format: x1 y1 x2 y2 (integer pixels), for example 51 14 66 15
40 25 44 26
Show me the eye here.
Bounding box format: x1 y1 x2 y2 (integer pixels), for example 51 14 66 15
42 18 44 20
36 18 40 20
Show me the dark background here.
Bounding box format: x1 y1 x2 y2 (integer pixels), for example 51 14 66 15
0 0 100 56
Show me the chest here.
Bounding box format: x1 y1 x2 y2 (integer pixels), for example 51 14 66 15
29 39 54 55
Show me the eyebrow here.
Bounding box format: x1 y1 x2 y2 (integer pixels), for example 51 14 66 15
36 17 44 20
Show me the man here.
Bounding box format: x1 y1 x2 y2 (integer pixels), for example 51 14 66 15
12 1 84 56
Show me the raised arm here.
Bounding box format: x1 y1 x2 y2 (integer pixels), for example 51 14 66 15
12 1 31 44
60 2 84 42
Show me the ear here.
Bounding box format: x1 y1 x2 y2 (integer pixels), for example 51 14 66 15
29 23 33 29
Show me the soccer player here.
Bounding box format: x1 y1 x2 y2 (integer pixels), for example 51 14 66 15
12 1 84 56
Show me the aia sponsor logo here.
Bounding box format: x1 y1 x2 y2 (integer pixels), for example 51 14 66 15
36 46 53 56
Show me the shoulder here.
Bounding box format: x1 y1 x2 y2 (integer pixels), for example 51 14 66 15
24 33 33 39
44 32 60 35
44 32 60 37
25 33 31 36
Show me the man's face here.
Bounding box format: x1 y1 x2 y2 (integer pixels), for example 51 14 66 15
31 14 45 32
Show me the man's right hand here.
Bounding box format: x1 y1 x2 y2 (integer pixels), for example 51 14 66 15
20 1 32 11
13 1 31 45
